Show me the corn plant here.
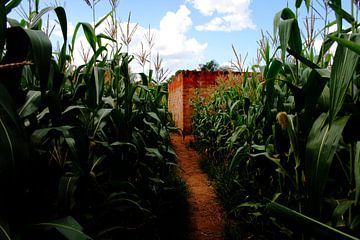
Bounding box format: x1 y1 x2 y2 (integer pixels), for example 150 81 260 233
0 1 187 239
192 0 360 239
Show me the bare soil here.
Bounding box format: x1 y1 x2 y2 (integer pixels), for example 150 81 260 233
171 134 224 240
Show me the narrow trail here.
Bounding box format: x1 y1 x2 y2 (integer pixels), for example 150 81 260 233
171 134 224 240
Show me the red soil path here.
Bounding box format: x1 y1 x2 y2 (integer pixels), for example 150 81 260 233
171 134 224 240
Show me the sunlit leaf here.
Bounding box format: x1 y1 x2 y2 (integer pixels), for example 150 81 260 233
328 34 360 125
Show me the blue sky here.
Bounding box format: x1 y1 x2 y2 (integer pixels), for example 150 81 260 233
62 0 289 72
10 0 339 73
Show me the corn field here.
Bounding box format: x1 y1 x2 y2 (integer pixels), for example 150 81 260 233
192 0 360 239
0 1 188 239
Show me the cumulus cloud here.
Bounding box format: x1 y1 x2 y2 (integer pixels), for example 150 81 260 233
71 5 207 74
155 5 207 70
187 0 256 32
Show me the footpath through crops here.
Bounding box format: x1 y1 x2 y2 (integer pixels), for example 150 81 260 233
171 134 224 240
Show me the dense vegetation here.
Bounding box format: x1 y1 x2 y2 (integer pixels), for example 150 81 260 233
0 0 189 239
192 0 360 239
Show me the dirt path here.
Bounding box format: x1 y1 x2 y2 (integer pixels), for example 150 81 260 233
171 134 224 240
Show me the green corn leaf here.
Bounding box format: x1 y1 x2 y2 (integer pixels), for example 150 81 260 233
54 7 67 43
96 33 115 47
264 59 282 113
111 142 138 155
295 0 302 8
305 0 311 11
85 46 108 74
72 22 96 54
279 18 302 61
145 147 164 161
58 176 79 210
250 151 290 177
95 11 112 29
94 66 105 105
35 216 93 240
279 19 293 61
22 28 52 95
30 7 55 29
328 34 360 125
6 18 20 27
273 8 295 45
332 200 354 227
18 90 41 118
54 7 68 71
93 108 112 137
328 34 360 56
31 125 73 145
281 8 296 19
331 0 342 33
287 48 319 69
5 0 21 14
268 201 359 240
305 113 349 217
82 22 96 52
147 112 161 124
288 19 302 56
273 10 282 38
355 142 360 205
302 69 329 134
0 0 6 57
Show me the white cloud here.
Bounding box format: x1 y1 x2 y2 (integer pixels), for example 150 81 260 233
155 5 207 70
71 5 207 74
187 0 256 32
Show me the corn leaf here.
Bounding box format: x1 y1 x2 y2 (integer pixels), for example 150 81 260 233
58 176 79 210
355 142 360 205
328 34 360 125
94 66 105 105
331 0 342 33
18 90 41 117
295 0 302 8
0 1 6 56
35 216 92 240
273 8 295 42
95 11 111 29
287 47 320 69
4 0 21 14
93 108 112 137
22 28 52 95
276 8 301 61
0 219 11 240
332 200 354 227
264 59 282 114
328 34 360 56
302 69 329 134
71 22 96 54
305 113 349 217
268 201 359 240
